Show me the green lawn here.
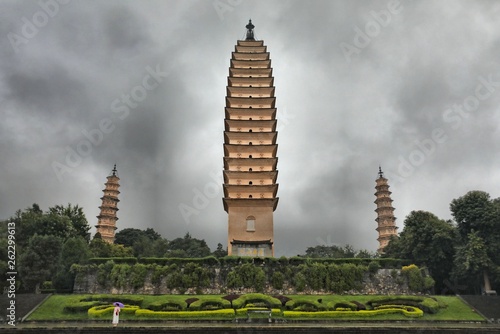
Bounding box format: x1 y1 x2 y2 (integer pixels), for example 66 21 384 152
26 294 486 322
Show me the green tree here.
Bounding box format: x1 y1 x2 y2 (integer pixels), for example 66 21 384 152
450 191 500 292
453 230 495 293
303 244 356 258
382 210 457 292
115 228 146 248
53 237 91 291
89 237 133 257
18 235 62 291
212 243 227 258
165 233 211 258
49 204 90 241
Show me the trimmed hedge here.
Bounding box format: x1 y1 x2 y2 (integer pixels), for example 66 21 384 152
188 297 231 311
80 295 144 306
135 309 235 319
63 301 102 313
145 300 187 311
89 257 137 265
285 299 328 311
88 305 140 318
283 306 423 319
367 296 440 314
232 293 282 309
140 256 220 266
332 301 357 311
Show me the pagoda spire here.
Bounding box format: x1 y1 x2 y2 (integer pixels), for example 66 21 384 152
95 165 120 243
245 19 255 41
223 23 278 257
374 166 398 253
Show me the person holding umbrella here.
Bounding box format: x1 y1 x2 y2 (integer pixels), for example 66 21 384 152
112 302 123 327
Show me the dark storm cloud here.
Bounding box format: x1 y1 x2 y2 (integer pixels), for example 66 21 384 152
1 0 499 256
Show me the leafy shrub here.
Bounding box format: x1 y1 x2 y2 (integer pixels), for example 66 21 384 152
368 261 381 274
188 297 231 311
285 299 328 311
130 263 148 289
146 301 185 311
97 261 114 286
271 271 285 290
293 272 306 292
232 293 281 309
151 265 170 284
402 264 435 292
226 263 266 292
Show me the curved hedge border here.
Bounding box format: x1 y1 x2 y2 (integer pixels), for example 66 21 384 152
283 306 424 319
88 305 140 318
135 309 235 319
367 296 440 314
188 297 231 311
332 301 358 311
63 301 102 313
145 300 187 311
232 293 282 309
285 299 328 311
80 295 144 306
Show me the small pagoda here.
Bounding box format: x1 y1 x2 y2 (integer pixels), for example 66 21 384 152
95 165 120 243
374 166 398 253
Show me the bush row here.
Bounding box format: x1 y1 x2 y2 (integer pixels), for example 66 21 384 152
283 306 424 319
87 256 410 267
75 260 432 294
367 295 441 314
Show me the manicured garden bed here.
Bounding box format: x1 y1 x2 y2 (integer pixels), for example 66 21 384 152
25 293 486 322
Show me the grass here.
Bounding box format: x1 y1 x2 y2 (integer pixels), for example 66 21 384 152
26 294 486 322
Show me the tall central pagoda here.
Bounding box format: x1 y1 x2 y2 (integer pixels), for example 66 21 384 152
223 20 279 257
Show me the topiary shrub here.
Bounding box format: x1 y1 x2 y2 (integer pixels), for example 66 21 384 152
232 293 281 309
285 299 328 311
333 301 357 311
146 300 187 311
188 297 231 311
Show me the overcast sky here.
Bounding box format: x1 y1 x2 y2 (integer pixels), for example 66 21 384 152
1 0 500 256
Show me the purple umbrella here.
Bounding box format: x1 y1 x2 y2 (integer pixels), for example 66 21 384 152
113 302 124 308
